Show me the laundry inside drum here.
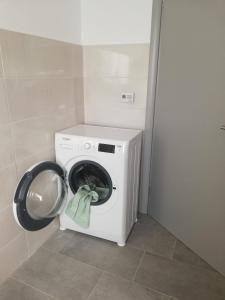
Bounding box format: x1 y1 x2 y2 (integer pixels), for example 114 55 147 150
69 161 112 205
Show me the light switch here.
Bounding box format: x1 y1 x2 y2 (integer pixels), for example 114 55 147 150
121 92 135 103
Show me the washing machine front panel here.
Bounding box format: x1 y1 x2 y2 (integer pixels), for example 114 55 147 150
14 161 67 231
62 155 120 213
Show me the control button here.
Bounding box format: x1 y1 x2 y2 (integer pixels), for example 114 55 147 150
84 142 92 150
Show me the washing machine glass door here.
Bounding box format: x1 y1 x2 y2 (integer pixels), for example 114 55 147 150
14 161 67 231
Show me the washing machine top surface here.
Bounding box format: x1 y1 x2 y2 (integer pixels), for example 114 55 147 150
57 124 141 142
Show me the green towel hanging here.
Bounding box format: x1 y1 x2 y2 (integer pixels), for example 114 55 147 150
65 185 99 228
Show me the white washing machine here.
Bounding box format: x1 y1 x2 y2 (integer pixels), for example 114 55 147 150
13 125 142 246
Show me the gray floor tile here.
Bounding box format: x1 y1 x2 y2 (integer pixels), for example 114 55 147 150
128 216 176 259
173 240 214 270
137 213 156 225
135 252 225 300
0 278 54 300
43 229 76 253
12 247 102 300
59 233 143 280
88 272 171 300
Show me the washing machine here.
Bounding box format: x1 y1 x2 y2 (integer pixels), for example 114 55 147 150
13 125 142 246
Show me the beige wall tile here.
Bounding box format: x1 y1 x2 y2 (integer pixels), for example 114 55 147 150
0 79 10 125
7 78 77 121
2 31 81 77
0 30 6 77
0 233 28 284
12 117 53 163
72 45 83 78
83 44 149 78
85 105 146 129
74 78 85 123
76 105 85 124
0 55 3 77
16 148 55 180
0 207 23 249
0 125 14 169
26 219 58 257
0 28 84 283
12 108 77 163
51 107 78 132
84 77 148 110
0 164 17 212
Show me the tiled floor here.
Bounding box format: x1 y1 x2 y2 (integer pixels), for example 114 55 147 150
1 215 225 300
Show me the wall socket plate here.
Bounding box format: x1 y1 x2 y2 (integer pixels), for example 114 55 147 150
121 92 135 103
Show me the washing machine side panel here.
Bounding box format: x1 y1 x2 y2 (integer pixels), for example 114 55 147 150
125 133 142 237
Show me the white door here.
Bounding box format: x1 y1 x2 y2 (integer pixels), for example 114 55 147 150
150 0 225 275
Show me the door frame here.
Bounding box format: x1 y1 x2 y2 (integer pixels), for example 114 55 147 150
139 0 163 213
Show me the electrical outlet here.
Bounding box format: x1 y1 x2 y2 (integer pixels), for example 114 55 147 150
121 92 135 103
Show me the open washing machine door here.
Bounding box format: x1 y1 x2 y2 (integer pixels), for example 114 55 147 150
14 160 115 231
13 161 67 231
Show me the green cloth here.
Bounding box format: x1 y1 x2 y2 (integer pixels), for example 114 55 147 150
65 185 99 228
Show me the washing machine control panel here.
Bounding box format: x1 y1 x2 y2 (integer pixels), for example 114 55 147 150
57 136 123 154
84 142 92 150
82 141 123 154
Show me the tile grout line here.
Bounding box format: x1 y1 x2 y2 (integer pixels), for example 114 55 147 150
3 74 83 80
170 238 177 260
132 250 145 282
41 246 104 274
10 277 60 300
130 244 176 299
0 232 24 253
86 271 104 300
9 104 77 126
131 273 175 300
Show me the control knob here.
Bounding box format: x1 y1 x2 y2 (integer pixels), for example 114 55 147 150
84 142 91 150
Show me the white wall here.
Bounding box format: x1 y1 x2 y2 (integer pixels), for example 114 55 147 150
81 0 152 45
0 0 81 44
0 0 152 45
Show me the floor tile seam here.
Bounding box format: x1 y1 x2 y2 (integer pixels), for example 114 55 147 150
131 252 175 299
125 243 144 252
9 276 60 300
104 270 175 300
145 249 223 276
169 242 220 274
86 270 104 300
131 250 145 282
0 232 24 253
41 246 104 273
144 249 176 261
103 270 130 282
133 275 174 299
170 238 177 260
127 241 178 261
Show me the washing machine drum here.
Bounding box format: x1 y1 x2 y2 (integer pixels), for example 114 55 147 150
69 160 113 206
